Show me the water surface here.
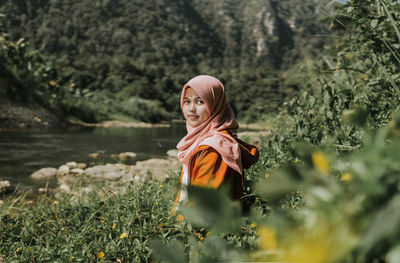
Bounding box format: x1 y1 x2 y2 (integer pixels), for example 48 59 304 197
0 125 186 188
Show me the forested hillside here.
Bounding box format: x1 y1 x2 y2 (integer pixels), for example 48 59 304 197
0 0 336 123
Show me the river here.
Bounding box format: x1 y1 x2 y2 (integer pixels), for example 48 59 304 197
0 124 186 189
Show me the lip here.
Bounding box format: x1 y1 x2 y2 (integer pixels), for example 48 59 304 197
187 115 199 119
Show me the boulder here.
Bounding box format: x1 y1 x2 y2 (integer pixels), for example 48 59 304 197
77 163 87 169
57 173 80 185
238 131 271 147
31 167 58 180
38 187 50 194
66 161 78 169
166 149 179 158
70 168 84 175
89 153 99 159
134 158 180 180
84 164 126 181
59 184 71 193
118 152 137 161
0 180 13 195
57 165 70 177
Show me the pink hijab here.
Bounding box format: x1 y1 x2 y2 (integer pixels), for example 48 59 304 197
177 75 242 174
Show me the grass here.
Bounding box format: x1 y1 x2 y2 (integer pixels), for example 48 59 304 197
0 176 189 262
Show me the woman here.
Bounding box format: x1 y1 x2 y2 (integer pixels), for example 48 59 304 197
174 75 259 211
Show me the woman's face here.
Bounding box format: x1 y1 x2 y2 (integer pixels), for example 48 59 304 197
182 88 210 128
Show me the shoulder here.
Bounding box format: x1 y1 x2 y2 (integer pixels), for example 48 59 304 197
193 145 220 161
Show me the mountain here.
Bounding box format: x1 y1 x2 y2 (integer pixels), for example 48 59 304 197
0 0 336 122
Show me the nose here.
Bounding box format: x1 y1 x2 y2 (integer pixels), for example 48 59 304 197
189 102 196 112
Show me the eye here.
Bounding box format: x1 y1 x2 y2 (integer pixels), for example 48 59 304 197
196 100 204 105
184 99 190 104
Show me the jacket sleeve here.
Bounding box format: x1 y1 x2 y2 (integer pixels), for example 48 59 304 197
237 138 259 169
189 147 229 189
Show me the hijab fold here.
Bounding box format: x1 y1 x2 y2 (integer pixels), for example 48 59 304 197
177 75 242 174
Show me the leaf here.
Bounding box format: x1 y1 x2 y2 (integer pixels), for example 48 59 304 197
182 186 242 233
387 244 400 263
370 19 378 28
150 239 186 263
256 167 302 203
358 194 400 254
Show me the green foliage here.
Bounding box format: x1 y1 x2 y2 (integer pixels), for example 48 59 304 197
1 0 400 262
0 177 185 262
0 0 335 122
119 96 172 123
153 0 400 262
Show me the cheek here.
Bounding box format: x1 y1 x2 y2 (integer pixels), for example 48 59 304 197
199 107 210 120
182 104 189 115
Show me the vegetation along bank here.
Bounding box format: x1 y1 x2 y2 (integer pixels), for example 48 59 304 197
1 0 400 262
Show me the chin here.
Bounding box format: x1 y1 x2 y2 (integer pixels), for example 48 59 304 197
188 121 201 127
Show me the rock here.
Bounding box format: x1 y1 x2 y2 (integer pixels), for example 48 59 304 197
118 152 137 161
70 168 84 175
134 158 180 180
166 149 179 158
59 184 71 193
81 187 92 194
84 164 126 181
66 161 78 169
57 165 70 177
31 167 58 180
89 153 99 159
238 131 271 147
38 187 49 194
77 163 87 169
57 174 77 185
0 180 13 195
133 175 141 182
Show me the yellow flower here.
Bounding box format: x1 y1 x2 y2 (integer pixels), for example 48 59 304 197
101 219 105 223
159 185 164 188
16 247 21 252
341 172 353 181
294 158 299 164
257 226 278 250
120 232 127 239
69 255 73 262
386 119 389 123
251 222 257 228
199 236 204 241
97 251 105 259
90 227 94 231
206 232 210 237
112 223 116 229
49 80 57 86
312 151 330 174
265 173 270 179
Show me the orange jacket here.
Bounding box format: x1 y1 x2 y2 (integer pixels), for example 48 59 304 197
174 131 259 205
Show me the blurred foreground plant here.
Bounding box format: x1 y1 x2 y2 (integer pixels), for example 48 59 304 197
153 112 400 263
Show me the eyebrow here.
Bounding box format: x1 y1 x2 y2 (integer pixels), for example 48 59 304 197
184 96 202 99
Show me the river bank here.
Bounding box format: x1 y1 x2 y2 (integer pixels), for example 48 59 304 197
0 101 63 129
0 129 267 201
0 98 175 130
